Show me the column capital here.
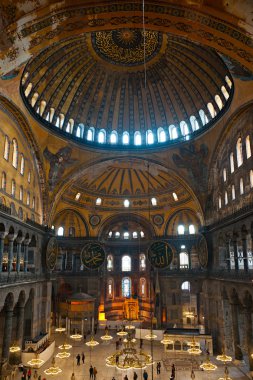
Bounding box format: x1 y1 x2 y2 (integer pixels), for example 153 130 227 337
0 231 8 239
16 236 25 245
24 238 31 246
7 234 17 242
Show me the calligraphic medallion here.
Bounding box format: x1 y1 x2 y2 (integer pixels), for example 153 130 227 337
81 243 105 270
148 241 173 269
46 237 58 270
198 235 208 268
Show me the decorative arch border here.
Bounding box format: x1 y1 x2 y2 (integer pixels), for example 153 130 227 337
52 207 90 237
0 94 48 223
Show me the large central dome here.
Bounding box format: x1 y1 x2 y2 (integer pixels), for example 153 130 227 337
21 29 233 148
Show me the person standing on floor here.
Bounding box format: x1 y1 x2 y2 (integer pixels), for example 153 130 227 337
82 352 85 364
27 368 32 380
71 373 75 380
143 370 148 380
76 353 81 365
156 361 161 374
133 371 138 380
93 367 97 380
89 365 94 379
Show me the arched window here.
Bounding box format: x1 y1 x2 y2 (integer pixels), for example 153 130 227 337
151 197 157 206
108 278 113 298
140 231 145 238
218 196 222 209
223 168 227 182
199 109 209 126
39 100 46 116
180 121 189 136
32 196 35 210
236 138 243 167
122 132 130 145
110 131 118 144
4 136 10 160
230 152 235 173
96 198 102 205
123 232 130 239
140 278 146 297
124 199 130 208
157 128 166 142
225 191 228 205
181 281 190 290
221 85 229 100
225 75 232 88
69 227 75 237
133 231 138 239
207 102 217 118
169 125 178 139
173 192 178 201
75 192 81 201
26 191 30 206
178 225 185 235
57 226 64 236
19 186 23 201
179 252 189 269
20 154 25 175
146 130 154 144
28 170 31 184
122 255 131 271
232 185 235 200
98 129 106 143
87 127 94 141
107 255 113 271
190 116 199 131
11 179 16 197
246 135 251 159
134 131 142 146
56 113 65 129
240 178 244 195
189 225 195 234
122 277 131 297
215 95 223 110
250 170 253 188
115 232 120 238
24 82 33 97
139 254 146 271
76 124 84 138
31 92 39 107
12 139 18 168
1 172 6 190
18 207 23 220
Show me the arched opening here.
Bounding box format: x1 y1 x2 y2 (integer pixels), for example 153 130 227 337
122 255 131 271
236 138 243 167
98 129 106 143
122 277 131 297
122 132 130 145
134 131 142 146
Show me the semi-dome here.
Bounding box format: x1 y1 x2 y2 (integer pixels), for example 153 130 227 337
21 29 233 148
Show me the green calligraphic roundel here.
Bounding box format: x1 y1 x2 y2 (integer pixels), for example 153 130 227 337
81 243 105 270
148 241 173 269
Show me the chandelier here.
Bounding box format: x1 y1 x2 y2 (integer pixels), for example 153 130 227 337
9 343 21 353
200 356 217 371
160 334 173 345
44 357 62 375
117 329 128 337
187 336 202 355
58 342 72 350
86 336 99 347
101 331 113 341
55 327 66 333
218 365 233 380
216 353 232 363
56 351 71 359
106 334 153 370
144 331 157 340
70 333 82 340
27 353 45 367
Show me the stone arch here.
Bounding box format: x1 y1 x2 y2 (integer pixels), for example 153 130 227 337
165 208 201 235
52 208 89 237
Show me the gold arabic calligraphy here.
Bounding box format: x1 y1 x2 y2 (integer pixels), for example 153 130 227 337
148 242 173 268
82 244 105 269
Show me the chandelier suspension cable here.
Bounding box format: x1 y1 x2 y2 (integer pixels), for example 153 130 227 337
142 0 147 88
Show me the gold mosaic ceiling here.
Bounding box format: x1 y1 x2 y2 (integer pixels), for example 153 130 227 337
64 159 192 207
21 29 233 147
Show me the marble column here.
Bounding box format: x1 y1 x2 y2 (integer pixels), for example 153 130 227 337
16 237 24 273
7 234 14 273
242 237 249 272
230 293 243 360
233 236 239 271
23 239 30 272
0 233 7 273
2 308 14 361
16 305 25 347
225 239 231 271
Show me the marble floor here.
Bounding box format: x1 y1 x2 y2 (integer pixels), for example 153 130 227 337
14 331 251 380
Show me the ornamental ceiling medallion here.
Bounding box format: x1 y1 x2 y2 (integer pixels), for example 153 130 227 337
148 241 173 269
91 29 162 66
81 243 105 270
46 237 58 270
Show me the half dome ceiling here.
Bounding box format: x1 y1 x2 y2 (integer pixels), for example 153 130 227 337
21 29 233 148
64 159 193 209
